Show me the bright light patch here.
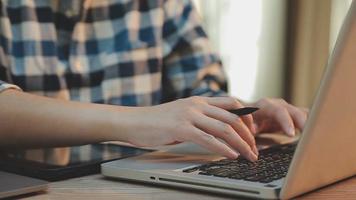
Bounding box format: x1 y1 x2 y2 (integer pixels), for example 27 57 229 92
220 1 262 101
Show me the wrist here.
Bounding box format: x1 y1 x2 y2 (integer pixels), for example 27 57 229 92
98 104 137 144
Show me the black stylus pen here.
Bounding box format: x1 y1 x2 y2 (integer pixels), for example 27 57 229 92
229 107 259 116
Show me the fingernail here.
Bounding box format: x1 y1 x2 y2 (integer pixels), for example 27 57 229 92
252 124 258 134
249 151 258 162
250 125 256 135
252 145 259 156
288 127 295 137
230 150 239 159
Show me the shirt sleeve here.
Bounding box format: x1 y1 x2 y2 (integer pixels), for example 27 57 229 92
0 80 22 93
161 0 228 103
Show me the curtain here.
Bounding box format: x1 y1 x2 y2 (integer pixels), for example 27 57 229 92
285 0 332 108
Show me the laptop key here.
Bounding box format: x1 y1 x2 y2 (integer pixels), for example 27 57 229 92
198 171 211 176
182 167 199 173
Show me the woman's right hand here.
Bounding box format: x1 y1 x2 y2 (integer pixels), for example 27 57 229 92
120 96 258 161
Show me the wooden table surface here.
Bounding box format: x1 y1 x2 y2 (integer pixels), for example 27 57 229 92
18 174 356 200
16 134 356 200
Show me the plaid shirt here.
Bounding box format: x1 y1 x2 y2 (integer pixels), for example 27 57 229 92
0 0 227 106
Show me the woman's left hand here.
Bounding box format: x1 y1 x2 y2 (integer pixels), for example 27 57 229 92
249 98 309 136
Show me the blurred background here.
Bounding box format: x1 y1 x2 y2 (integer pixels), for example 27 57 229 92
193 0 353 107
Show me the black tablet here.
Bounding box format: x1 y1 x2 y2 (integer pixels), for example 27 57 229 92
0 143 153 181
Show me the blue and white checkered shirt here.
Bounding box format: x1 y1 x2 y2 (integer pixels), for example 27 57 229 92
0 0 227 106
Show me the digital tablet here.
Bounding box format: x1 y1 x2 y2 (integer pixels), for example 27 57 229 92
0 143 153 181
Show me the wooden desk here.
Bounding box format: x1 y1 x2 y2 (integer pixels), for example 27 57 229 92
18 174 356 200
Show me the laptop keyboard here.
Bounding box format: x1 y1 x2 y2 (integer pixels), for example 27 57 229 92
182 143 297 183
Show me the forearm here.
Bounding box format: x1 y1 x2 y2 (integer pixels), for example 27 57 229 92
0 90 131 148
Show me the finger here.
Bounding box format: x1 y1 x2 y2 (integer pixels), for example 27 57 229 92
189 127 238 159
286 104 308 131
274 107 296 137
301 107 309 114
202 105 256 150
203 97 255 133
193 114 258 161
233 100 255 134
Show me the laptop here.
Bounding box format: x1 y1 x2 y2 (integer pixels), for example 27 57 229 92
101 1 356 199
0 171 48 199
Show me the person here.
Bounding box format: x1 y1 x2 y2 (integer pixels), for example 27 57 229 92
0 0 307 162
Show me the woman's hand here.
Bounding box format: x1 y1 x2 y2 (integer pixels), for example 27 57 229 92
249 98 309 136
123 96 258 161
118 96 308 161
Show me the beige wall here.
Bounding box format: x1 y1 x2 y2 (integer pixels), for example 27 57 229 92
287 0 352 108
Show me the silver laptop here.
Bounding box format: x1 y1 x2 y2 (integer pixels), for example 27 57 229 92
0 171 48 199
102 1 356 199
